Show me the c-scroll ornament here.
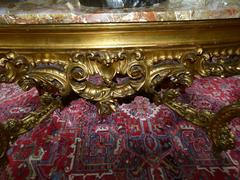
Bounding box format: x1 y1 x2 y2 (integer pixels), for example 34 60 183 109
67 49 147 114
0 47 239 164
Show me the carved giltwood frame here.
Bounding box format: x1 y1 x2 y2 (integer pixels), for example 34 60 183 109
0 19 240 164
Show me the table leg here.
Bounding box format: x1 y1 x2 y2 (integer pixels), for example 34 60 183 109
158 89 240 154
0 93 61 166
0 47 239 165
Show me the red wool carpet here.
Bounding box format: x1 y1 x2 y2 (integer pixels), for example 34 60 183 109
0 76 240 180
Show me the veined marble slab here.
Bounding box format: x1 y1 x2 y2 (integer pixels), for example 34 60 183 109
0 0 239 24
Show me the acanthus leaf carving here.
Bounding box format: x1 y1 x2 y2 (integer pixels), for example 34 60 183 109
0 47 240 154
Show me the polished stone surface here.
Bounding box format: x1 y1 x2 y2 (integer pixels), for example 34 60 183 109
79 0 166 8
0 0 239 24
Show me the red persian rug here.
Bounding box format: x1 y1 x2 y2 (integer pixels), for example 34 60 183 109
0 76 240 180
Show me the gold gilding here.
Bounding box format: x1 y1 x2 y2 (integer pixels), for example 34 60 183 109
0 19 240 164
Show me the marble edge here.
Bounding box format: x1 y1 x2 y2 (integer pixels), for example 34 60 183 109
0 6 239 24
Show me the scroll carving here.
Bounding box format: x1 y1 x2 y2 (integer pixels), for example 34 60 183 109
67 49 147 114
0 47 240 161
1 48 239 109
0 52 70 96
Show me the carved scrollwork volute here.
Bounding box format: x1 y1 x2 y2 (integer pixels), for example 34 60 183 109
0 52 29 83
207 100 240 152
67 49 147 114
144 58 193 104
180 49 210 77
181 48 240 77
0 52 70 96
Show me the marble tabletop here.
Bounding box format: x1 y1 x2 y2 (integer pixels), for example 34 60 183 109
0 0 239 24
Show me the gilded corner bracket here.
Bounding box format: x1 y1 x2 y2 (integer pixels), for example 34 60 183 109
0 46 240 163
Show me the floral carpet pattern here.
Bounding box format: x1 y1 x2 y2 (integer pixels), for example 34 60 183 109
0 76 240 179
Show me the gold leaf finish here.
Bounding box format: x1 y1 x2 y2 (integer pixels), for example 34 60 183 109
0 20 240 164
